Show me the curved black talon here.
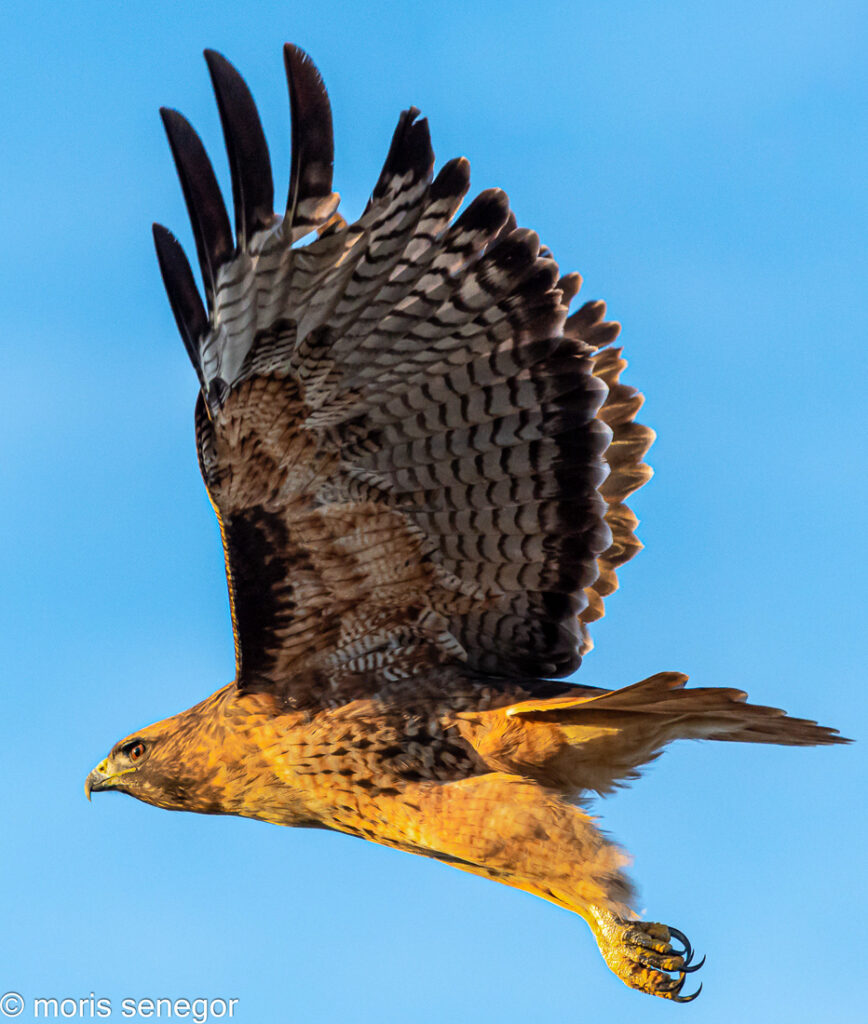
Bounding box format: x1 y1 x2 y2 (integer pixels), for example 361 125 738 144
680 953 706 974
667 926 692 960
674 982 703 1003
662 974 687 999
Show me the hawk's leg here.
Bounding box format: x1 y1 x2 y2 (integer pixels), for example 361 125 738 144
355 772 702 1001
587 911 704 1001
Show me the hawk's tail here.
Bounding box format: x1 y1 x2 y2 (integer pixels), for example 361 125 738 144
457 672 849 796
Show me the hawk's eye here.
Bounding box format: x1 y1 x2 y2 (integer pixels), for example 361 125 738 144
127 742 146 762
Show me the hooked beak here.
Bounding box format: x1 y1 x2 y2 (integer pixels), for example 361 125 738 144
85 759 111 801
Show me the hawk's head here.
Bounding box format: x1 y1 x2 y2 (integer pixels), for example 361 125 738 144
86 688 237 813
85 685 291 818
85 722 193 811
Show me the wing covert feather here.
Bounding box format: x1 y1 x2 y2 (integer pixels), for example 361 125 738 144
159 47 654 705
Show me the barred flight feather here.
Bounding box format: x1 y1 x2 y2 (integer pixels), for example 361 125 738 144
85 49 848 1010
155 46 654 703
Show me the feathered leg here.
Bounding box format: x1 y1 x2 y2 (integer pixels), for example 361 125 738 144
337 772 702 1001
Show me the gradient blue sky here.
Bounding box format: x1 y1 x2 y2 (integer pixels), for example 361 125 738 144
1 2 866 1022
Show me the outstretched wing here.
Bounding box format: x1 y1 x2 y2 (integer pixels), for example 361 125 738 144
153 45 653 705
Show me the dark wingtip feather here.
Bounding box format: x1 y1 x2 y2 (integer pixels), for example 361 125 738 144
454 188 511 235
558 272 583 305
430 156 471 202
203 49 275 248
585 320 622 348
373 107 434 200
152 223 209 384
283 43 335 224
564 299 619 346
159 106 233 305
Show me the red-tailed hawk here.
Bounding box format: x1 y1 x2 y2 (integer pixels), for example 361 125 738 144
86 45 846 1001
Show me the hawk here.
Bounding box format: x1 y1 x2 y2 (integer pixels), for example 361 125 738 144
86 45 846 1001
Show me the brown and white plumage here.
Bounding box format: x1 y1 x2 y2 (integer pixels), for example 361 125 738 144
89 44 846 1003
156 47 629 695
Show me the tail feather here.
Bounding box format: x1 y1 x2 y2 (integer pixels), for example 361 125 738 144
457 672 848 796
506 671 848 746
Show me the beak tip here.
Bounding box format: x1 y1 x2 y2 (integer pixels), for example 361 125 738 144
85 765 104 801
86 759 117 801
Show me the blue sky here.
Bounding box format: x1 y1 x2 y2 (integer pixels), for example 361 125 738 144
1 1 865 1021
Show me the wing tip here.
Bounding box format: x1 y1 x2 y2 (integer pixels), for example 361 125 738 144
373 107 434 200
203 45 275 245
283 41 335 228
152 223 208 383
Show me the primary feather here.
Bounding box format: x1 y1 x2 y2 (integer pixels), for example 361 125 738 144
90 45 846 1005
155 44 647 699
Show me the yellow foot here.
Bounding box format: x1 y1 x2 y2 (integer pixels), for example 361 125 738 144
597 919 704 1002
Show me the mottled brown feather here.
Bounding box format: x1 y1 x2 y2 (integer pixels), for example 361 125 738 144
171 56 647 700
119 48 849 1008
